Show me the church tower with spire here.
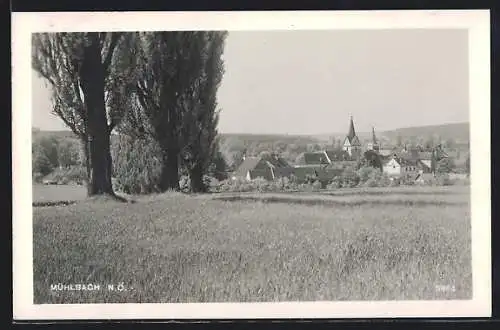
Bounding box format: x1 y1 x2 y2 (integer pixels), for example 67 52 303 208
342 116 362 159
367 126 380 152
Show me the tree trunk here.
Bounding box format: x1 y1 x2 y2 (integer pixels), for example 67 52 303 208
79 136 91 195
159 148 180 191
189 163 206 193
79 33 114 196
87 132 114 195
157 66 181 191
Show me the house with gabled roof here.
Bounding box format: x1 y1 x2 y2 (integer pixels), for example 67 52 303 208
302 151 331 165
382 156 422 179
232 154 294 181
298 148 352 166
325 149 351 162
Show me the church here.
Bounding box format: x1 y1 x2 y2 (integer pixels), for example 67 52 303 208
342 116 362 158
298 116 378 166
341 116 380 159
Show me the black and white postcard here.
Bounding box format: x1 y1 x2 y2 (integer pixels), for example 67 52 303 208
12 10 491 319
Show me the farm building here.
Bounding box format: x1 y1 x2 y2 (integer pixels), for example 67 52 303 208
232 154 294 181
291 164 343 184
326 149 351 162
382 157 422 178
301 151 331 165
378 148 396 157
298 149 351 166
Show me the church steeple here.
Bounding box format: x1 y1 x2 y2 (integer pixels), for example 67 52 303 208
371 126 377 144
369 126 380 152
347 116 356 141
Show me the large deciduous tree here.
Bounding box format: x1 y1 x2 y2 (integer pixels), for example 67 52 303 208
32 32 138 196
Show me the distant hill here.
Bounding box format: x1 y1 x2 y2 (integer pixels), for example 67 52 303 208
32 128 79 141
380 122 469 144
32 128 122 142
219 133 320 146
313 122 469 145
32 122 469 147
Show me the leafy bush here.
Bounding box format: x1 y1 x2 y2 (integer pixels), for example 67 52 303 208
312 180 322 191
207 151 229 181
33 172 45 183
32 148 54 176
358 166 378 183
297 183 314 193
112 135 162 194
32 136 59 173
389 178 400 187
204 175 219 192
326 176 342 190
215 176 313 193
253 177 271 192
275 176 300 192
179 175 191 193
401 175 415 186
364 178 379 187
57 138 81 168
341 166 360 188
378 173 391 187
436 174 454 186
43 166 87 185
436 158 456 174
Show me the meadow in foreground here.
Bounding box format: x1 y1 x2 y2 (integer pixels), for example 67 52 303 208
33 185 471 303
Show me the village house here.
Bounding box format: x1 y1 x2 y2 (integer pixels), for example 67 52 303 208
289 118 363 183
231 154 294 181
380 143 450 179
297 149 351 166
382 156 422 179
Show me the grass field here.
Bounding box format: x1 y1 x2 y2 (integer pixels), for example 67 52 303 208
33 185 471 303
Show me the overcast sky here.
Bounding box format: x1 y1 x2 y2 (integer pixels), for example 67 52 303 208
32 29 469 135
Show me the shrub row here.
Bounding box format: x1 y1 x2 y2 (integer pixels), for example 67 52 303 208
207 171 466 193
33 166 87 185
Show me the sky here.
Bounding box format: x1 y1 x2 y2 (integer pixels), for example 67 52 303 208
32 29 469 135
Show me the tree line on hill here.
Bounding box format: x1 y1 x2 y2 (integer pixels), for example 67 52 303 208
32 126 469 192
32 32 228 196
